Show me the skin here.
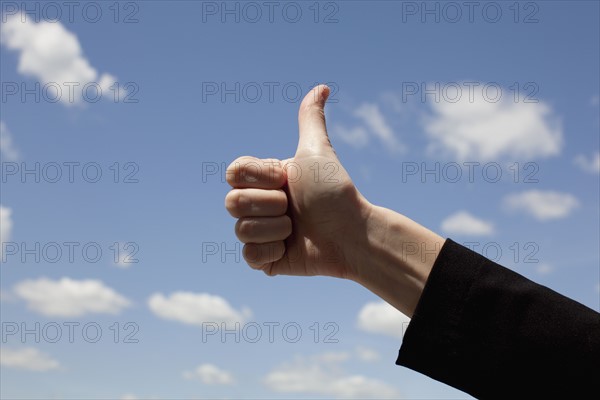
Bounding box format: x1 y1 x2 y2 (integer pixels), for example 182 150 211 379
225 85 446 317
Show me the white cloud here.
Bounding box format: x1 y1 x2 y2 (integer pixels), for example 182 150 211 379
114 259 133 269
14 277 131 317
424 84 562 161
355 346 380 362
503 190 579 221
264 352 399 399
0 121 19 161
357 301 411 340
0 15 120 105
120 395 161 400
354 103 406 153
148 292 250 327
332 125 369 148
183 363 235 385
313 351 351 363
441 210 495 236
112 242 138 269
0 347 60 371
536 263 554 275
574 152 600 174
1 205 13 257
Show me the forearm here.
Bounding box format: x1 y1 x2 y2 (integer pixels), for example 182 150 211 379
348 202 445 317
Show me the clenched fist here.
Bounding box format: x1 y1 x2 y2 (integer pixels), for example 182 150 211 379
224 84 443 316
224 85 370 280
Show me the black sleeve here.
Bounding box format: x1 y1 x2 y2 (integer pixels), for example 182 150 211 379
396 239 600 399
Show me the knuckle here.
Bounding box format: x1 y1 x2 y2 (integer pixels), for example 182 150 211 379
226 156 257 186
228 156 255 170
226 157 285 188
245 259 263 270
225 190 241 216
243 243 259 262
226 159 241 185
226 189 251 217
243 242 284 266
263 264 276 276
235 218 255 241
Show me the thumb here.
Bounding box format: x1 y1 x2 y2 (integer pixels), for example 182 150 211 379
296 84 336 157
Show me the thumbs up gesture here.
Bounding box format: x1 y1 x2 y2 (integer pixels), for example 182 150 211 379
225 85 370 279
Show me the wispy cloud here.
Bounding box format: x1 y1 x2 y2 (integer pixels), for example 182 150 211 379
574 152 600 174
183 363 235 385
536 263 555 275
332 125 369 148
264 351 399 398
503 190 579 221
111 242 139 269
354 103 406 153
0 121 19 161
355 346 380 362
333 102 406 152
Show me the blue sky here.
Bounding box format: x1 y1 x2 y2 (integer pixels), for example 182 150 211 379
0 1 598 398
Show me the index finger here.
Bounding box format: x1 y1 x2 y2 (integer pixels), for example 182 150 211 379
226 157 287 189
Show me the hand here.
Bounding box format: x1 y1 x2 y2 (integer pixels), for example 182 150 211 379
225 84 445 316
225 85 370 279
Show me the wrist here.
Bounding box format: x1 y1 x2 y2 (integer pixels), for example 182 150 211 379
347 201 445 317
